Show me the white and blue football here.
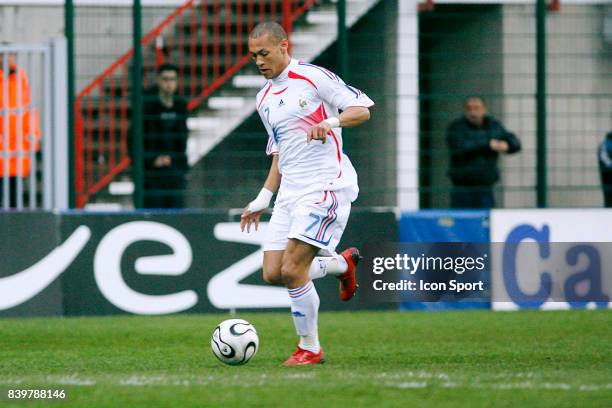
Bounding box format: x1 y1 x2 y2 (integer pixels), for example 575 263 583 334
211 319 259 365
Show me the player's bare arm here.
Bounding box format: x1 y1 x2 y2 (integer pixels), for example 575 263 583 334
307 106 371 144
241 154 281 232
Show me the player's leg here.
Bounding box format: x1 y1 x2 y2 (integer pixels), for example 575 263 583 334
328 190 361 301
262 202 291 285
281 237 318 288
280 238 324 365
306 250 361 301
262 250 283 285
336 247 362 301
263 196 342 282
307 254 347 280
296 189 361 300
280 189 360 365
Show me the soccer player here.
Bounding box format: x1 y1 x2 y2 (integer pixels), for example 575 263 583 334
240 22 374 366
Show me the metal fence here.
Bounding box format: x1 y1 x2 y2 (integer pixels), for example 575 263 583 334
71 0 318 208
418 2 612 209
0 40 68 210
66 0 612 210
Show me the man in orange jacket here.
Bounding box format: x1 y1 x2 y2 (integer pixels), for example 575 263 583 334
0 51 41 208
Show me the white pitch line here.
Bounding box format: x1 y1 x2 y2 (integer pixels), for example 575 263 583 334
51 376 96 386
392 382 428 389
1 372 610 393
285 373 317 380
384 381 612 392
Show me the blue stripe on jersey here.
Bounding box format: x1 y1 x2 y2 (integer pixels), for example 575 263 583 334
272 126 280 144
345 84 361 97
298 61 337 81
266 135 275 155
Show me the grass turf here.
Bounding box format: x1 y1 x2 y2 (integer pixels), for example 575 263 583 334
0 309 610 407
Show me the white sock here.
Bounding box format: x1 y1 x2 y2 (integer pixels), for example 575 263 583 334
288 281 320 353
308 255 348 280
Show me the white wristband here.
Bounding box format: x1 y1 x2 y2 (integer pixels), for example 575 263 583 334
322 117 340 128
247 188 274 212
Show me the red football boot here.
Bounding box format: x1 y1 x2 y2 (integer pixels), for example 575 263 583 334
338 247 361 301
283 346 325 366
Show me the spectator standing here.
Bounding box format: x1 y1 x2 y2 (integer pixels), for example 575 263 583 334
598 130 612 207
0 50 41 209
446 96 521 209
143 63 189 209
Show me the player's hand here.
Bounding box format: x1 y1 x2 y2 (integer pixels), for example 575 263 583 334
307 122 331 144
489 139 509 153
240 206 265 233
240 188 273 232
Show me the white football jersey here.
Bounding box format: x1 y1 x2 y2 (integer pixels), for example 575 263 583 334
256 58 374 204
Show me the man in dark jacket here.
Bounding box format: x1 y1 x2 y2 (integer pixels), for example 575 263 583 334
446 96 521 208
143 63 189 208
598 131 612 207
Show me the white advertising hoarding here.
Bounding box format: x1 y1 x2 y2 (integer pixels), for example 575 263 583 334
490 209 612 311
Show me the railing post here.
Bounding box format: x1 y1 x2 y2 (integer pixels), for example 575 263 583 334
50 38 69 210
282 0 292 51
536 0 547 208
132 0 144 209
337 0 348 150
337 0 348 80
282 0 292 34
65 0 76 208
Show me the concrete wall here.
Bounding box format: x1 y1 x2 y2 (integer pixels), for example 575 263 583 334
419 5 504 208
188 0 399 208
73 6 173 90
3 2 610 209
501 4 612 207
344 0 398 207
419 3 611 209
0 4 172 90
0 6 64 43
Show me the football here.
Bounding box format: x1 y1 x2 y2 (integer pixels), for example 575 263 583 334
211 319 259 365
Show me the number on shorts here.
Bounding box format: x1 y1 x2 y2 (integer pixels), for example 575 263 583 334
305 213 321 235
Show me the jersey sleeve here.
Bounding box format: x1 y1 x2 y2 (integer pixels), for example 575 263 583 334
257 108 279 156
310 67 374 111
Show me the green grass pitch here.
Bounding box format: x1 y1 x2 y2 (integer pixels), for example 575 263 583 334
0 309 610 407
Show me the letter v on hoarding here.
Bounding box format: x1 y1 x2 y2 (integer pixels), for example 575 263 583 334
0 226 91 310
